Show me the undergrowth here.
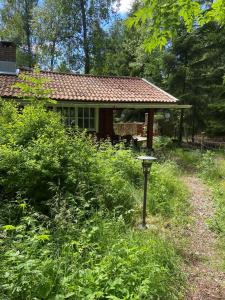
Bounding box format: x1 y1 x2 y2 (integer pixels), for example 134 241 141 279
0 100 189 299
171 148 225 268
198 151 225 238
0 203 184 299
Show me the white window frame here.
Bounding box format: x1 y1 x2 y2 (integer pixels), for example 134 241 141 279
78 107 96 130
54 105 99 132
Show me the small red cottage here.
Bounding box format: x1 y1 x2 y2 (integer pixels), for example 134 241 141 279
0 41 190 151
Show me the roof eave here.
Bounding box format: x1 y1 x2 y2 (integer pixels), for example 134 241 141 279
3 97 191 109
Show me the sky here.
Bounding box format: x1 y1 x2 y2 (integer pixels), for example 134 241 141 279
119 0 134 14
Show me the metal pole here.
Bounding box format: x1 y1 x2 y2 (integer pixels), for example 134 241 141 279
142 163 148 228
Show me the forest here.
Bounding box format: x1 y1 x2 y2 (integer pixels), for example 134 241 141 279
0 0 225 299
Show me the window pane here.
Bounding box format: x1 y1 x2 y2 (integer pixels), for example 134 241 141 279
70 108 75 117
57 107 62 114
90 108 95 118
84 118 89 128
70 118 76 126
78 108 83 118
78 118 83 128
90 118 95 129
63 107 69 116
65 118 70 126
84 108 89 118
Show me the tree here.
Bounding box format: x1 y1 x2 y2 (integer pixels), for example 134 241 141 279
0 0 38 66
127 0 225 52
33 0 77 70
66 0 120 73
161 22 225 139
12 66 55 106
0 0 120 72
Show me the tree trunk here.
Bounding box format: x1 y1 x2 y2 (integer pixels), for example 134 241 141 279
80 0 90 74
24 0 33 67
50 40 56 71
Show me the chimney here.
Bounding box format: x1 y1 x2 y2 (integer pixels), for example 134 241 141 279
0 41 17 75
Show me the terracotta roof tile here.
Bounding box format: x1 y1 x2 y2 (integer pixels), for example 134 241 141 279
0 70 178 103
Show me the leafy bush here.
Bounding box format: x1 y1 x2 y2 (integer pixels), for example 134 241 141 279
0 202 184 300
153 136 173 150
0 100 189 221
0 96 189 299
0 100 139 218
198 151 225 182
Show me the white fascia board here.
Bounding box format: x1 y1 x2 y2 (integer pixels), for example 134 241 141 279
53 101 191 109
13 99 191 109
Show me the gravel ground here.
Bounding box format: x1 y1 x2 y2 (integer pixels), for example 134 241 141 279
183 176 225 300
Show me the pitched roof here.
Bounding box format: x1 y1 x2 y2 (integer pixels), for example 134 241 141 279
0 70 178 104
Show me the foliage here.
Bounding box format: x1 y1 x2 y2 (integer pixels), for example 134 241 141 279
150 162 189 218
196 152 225 254
0 0 38 66
198 151 225 182
0 100 139 218
0 66 190 298
0 203 184 299
163 23 225 138
153 136 173 150
13 66 54 105
32 0 75 71
0 98 190 298
126 0 225 52
170 148 202 171
0 97 190 221
210 184 225 235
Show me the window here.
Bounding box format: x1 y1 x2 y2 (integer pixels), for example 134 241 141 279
57 107 76 127
56 107 96 131
78 108 95 130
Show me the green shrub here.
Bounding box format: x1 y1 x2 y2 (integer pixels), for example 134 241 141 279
0 74 188 299
153 136 173 150
0 101 140 219
198 151 225 182
0 102 95 206
0 203 184 300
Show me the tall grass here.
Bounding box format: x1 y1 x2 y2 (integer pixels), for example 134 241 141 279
150 162 189 220
197 152 225 238
0 100 189 299
0 206 185 299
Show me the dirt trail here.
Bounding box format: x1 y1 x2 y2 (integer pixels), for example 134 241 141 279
183 176 225 300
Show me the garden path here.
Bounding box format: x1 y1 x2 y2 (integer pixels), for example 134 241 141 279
183 176 225 299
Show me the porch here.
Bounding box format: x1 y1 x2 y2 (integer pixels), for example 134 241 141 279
53 103 190 152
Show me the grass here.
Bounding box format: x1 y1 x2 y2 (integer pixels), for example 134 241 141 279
0 153 190 300
0 101 191 299
168 147 225 270
0 204 186 299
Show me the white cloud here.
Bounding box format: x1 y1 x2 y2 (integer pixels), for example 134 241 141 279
119 0 134 14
